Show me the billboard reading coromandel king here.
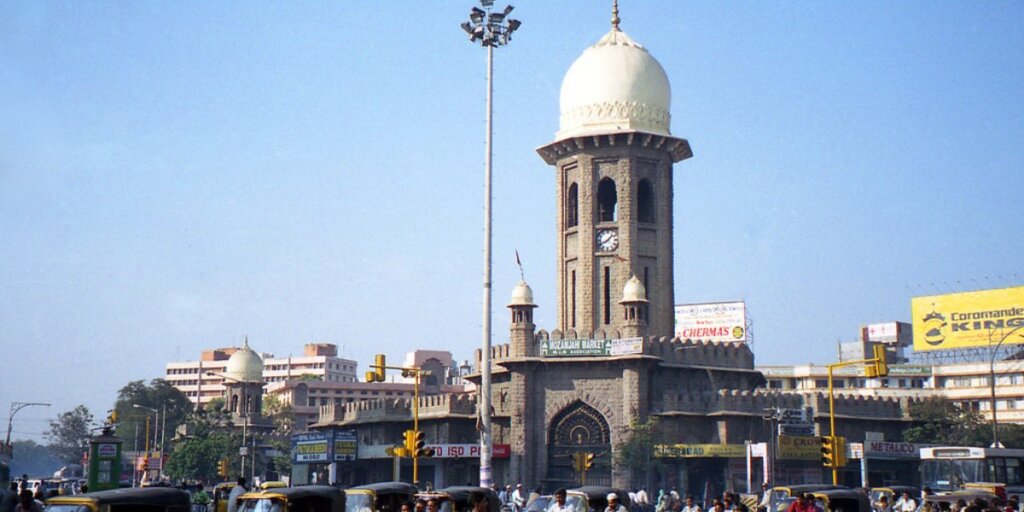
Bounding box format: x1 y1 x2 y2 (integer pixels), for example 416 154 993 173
912 286 1024 351
674 301 747 342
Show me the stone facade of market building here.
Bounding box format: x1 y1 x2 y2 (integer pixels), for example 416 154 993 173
306 10 920 494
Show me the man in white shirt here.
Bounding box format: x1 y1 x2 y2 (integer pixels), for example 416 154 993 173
226 477 247 512
512 484 527 512
683 495 703 512
608 494 629 512
550 489 573 512
899 493 917 512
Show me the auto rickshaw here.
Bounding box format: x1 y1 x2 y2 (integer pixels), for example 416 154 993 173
416 486 500 512
869 487 920 512
238 485 346 512
213 482 238 512
566 486 632 512
770 485 847 512
44 487 192 512
346 482 419 512
916 491 1003 512
806 489 871 512
261 481 289 490
962 483 1007 500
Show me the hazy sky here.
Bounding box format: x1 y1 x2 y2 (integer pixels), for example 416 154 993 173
2 2 1022 442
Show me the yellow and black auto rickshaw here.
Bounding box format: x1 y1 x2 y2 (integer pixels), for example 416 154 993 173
565 486 632 512
769 485 847 512
346 482 419 512
213 482 238 512
806 489 871 512
44 487 192 512
869 486 919 511
416 486 500 512
238 485 346 512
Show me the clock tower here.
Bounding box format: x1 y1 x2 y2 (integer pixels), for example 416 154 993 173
537 17 691 339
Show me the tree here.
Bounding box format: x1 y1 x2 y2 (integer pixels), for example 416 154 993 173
902 397 987 446
46 405 94 463
112 379 194 451
9 440 63 477
164 430 235 482
263 395 296 477
613 417 663 489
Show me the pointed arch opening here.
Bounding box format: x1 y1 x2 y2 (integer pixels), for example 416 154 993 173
598 178 617 222
547 400 612 486
566 182 579 228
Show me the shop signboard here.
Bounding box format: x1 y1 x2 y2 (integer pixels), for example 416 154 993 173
654 444 747 458
292 431 332 463
912 287 1024 351
864 441 926 459
333 430 357 462
675 301 747 342
778 435 821 460
424 444 512 459
540 337 643 357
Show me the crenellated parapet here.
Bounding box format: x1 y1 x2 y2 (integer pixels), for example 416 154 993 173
474 331 756 370
417 392 477 419
654 388 912 421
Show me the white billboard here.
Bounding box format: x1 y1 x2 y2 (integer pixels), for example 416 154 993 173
675 301 747 342
864 322 899 343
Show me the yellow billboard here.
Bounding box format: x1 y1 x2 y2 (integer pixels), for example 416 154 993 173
912 286 1024 351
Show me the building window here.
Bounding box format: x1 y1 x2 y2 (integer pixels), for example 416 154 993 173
814 379 828 389
598 178 617 222
570 270 576 328
566 183 579 228
638 179 654 223
603 266 611 325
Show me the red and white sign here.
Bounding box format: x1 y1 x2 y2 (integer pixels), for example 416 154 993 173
426 444 511 459
675 302 747 342
864 323 899 343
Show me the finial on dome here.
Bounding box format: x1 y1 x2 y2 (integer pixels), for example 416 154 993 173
243 334 249 349
611 0 621 31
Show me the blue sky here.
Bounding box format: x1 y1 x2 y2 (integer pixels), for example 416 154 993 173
2 2 1022 441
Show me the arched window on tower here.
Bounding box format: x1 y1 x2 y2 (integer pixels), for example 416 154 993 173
598 178 617 222
638 179 655 223
567 182 579 228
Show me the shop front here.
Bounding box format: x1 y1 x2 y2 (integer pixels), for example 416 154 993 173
656 444 749 498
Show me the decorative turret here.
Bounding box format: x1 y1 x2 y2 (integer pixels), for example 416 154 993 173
223 337 265 420
619 274 648 338
508 280 538 357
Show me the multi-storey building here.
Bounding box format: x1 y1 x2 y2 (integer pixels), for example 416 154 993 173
165 342 358 406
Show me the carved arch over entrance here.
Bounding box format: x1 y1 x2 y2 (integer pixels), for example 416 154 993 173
546 400 612 487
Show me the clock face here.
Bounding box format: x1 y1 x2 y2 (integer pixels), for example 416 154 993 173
596 229 618 252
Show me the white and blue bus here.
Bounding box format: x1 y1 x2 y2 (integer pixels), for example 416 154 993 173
919 446 1024 494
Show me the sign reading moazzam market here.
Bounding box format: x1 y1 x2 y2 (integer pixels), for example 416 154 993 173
540 337 643 357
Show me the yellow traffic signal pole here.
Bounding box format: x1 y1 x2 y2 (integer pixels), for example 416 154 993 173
413 369 420 485
825 347 887 484
366 354 430 485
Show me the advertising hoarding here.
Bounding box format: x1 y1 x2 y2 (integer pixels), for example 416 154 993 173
654 444 746 458
911 287 1024 351
540 337 643 357
675 301 747 342
292 432 332 463
333 430 357 462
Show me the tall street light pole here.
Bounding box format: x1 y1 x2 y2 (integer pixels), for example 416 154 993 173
988 326 1024 448
461 0 521 488
5 402 51 451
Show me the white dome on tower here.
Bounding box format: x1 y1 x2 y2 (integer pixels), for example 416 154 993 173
508 280 537 308
225 340 263 383
557 26 672 140
620 274 649 304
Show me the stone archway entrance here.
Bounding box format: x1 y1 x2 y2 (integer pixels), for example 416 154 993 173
546 400 612 488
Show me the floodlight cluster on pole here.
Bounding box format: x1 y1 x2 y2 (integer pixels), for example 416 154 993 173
460 0 520 489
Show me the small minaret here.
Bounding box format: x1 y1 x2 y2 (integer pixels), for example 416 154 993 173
508 280 538 357
619 274 648 338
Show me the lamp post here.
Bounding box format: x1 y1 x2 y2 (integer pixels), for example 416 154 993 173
4 402 50 454
461 0 520 489
132 404 159 480
988 326 1024 448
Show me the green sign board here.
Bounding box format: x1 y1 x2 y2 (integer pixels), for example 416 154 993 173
87 431 123 491
539 337 643 357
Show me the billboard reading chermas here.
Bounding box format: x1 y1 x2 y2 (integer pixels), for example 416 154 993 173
912 286 1024 351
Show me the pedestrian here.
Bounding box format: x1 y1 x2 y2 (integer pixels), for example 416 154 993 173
682 495 702 512
500 486 511 507
13 490 41 512
637 488 650 512
551 489 572 512
712 501 725 512
899 493 917 512
757 484 771 512
874 495 891 512
226 477 247 512
402 502 414 512
785 494 815 512
415 499 427 512
1 483 19 512
473 493 490 512
428 498 441 512
1005 496 1020 512
192 482 212 512
512 484 527 512
607 494 629 512
656 490 669 512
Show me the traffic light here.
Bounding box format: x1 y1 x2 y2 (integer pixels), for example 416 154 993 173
873 344 888 377
571 452 585 472
820 435 847 468
365 354 386 382
865 344 889 378
412 430 434 457
583 452 594 471
386 446 410 457
217 458 229 478
403 429 417 454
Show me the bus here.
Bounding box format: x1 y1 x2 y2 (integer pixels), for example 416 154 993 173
919 446 1024 494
